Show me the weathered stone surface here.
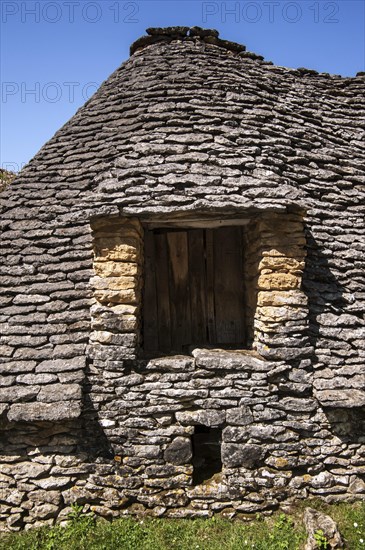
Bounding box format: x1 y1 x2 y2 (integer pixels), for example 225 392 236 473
94 261 138 278
257 290 308 307
32 477 73 490
164 437 192 465
146 356 195 372
316 390 365 408
28 490 62 505
175 410 225 427
303 507 344 549
258 273 301 291
62 487 99 504
4 462 50 479
257 306 307 323
29 503 60 520
94 288 139 304
37 384 81 403
94 242 140 263
226 406 253 426
91 276 138 291
0 386 39 403
91 331 136 347
16 374 57 385
7 401 82 422
272 397 317 413
192 349 270 371
1 489 25 506
35 357 86 373
222 444 266 468
349 477 365 494
6 512 23 529
0 362 36 374
0 376 15 387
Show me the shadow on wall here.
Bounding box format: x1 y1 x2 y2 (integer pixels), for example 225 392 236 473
302 226 346 360
0 366 114 484
325 408 365 441
0 380 114 463
80 360 115 460
302 227 365 451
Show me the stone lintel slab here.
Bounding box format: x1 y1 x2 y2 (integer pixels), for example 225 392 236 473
145 356 195 372
191 348 273 371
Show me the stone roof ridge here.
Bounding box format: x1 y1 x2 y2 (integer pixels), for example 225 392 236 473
130 26 365 79
130 26 250 57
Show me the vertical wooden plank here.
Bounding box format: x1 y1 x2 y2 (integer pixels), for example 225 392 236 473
188 230 207 346
205 229 216 344
143 230 158 353
167 231 191 352
155 232 171 353
214 227 245 345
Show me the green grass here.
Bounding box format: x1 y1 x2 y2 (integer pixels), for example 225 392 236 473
322 500 365 549
1 501 364 550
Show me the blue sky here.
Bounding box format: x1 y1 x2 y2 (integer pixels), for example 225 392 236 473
1 0 364 171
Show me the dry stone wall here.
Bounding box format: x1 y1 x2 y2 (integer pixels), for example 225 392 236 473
0 27 364 529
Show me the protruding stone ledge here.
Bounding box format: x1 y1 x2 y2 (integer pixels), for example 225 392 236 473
192 348 272 371
145 356 195 372
7 401 82 422
271 397 317 413
315 389 365 409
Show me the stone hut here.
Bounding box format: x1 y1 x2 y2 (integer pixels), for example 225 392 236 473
1 27 364 529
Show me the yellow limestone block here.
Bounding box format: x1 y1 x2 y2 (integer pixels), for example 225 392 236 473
91 276 139 291
275 457 289 469
111 304 138 315
94 288 139 305
93 261 139 278
258 272 301 290
94 240 141 262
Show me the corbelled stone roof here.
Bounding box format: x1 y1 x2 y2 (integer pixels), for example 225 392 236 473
3 25 364 218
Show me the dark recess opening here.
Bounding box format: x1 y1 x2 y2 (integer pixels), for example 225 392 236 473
191 425 222 485
143 226 246 354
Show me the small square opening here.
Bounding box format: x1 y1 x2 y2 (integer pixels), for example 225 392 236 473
143 226 247 354
191 425 222 485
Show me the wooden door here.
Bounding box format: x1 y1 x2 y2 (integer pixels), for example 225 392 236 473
213 227 245 344
143 226 245 354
